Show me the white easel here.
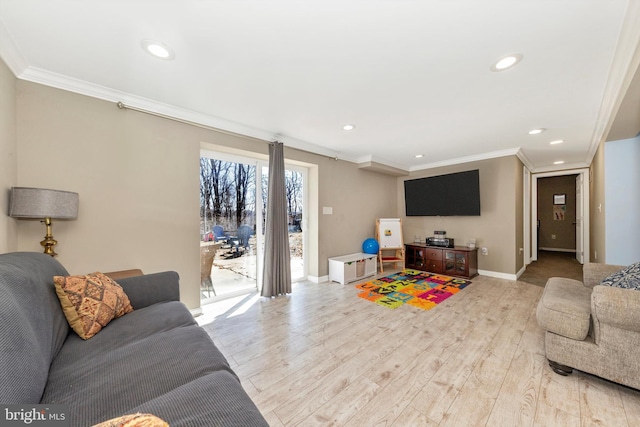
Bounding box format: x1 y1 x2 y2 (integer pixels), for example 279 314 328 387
376 218 405 272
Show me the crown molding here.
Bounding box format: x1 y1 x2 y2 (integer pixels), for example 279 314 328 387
529 162 589 174
515 148 535 171
0 18 28 76
16 65 347 162
409 147 522 172
586 0 640 164
6 64 596 175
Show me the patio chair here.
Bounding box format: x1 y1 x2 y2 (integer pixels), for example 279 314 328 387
212 225 228 243
200 243 222 297
232 225 253 255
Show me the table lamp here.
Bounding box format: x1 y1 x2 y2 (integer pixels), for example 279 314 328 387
9 187 79 257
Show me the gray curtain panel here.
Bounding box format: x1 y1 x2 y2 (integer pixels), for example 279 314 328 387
261 141 292 297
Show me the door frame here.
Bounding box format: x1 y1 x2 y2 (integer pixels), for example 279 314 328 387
530 168 589 264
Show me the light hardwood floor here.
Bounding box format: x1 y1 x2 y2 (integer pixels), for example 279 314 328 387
197 273 640 426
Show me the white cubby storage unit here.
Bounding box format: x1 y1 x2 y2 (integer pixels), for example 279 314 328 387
328 253 377 285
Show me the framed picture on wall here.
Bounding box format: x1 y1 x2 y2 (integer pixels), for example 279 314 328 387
553 194 566 205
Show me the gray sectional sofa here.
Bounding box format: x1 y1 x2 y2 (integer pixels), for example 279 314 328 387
0 252 269 426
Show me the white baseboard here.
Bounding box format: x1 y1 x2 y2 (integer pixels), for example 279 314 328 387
516 265 526 279
478 269 518 281
189 307 203 317
539 247 576 253
307 274 327 283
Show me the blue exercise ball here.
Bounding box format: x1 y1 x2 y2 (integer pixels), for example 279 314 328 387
362 238 380 254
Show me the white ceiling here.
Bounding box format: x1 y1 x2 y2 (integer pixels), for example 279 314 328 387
1 1 639 173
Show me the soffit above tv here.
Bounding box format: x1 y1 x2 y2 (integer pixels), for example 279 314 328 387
357 161 409 177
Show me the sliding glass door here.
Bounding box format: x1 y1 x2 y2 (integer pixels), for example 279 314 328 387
200 150 307 303
200 154 259 301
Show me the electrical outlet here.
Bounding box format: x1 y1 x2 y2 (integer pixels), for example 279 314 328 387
481 247 489 255
594 250 597 260
551 234 556 240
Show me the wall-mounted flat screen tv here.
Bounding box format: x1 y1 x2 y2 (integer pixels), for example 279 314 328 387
404 169 481 216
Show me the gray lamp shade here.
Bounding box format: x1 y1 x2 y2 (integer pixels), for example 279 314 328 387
9 187 79 219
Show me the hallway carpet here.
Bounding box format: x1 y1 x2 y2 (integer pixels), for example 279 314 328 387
518 250 583 287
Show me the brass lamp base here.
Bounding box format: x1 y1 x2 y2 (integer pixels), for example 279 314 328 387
40 217 58 257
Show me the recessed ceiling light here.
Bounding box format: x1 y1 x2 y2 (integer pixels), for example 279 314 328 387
342 124 355 131
491 53 523 72
528 128 545 135
549 139 564 145
554 161 565 165
415 154 424 158
141 39 175 60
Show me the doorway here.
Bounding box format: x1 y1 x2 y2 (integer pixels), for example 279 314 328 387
537 175 578 253
199 150 307 303
200 154 259 301
530 168 589 265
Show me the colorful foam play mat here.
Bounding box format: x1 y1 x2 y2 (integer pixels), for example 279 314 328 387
356 269 472 310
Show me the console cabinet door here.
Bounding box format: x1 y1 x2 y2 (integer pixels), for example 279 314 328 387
405 245 426 270
445 250 468 277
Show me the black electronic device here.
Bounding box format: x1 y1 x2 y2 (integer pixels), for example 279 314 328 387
426 237 455 248
404 170 481 216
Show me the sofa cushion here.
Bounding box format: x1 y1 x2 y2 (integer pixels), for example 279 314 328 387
55 301 196 366
0 252 70 403
129 371 269 427
42 324 236 426
536 277 592 340
600 262 640 291
54 272 134 339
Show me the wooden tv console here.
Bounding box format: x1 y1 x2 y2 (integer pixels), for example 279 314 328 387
405 243 478 279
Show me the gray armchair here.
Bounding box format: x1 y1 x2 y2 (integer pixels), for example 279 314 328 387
536 262 640 390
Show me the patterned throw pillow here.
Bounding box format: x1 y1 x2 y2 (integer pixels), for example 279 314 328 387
54 272 134 339
91 413 169 427
600 262 640 291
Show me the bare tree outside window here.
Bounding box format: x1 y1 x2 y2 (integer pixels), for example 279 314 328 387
200 158 256 236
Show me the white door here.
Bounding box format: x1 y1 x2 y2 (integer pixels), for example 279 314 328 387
575 174 584 264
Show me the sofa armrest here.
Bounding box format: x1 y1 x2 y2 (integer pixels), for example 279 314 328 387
592 285 640 333
583 263 625 288
115 271 180 309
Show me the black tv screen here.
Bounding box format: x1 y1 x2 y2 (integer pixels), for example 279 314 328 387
404 170 481 216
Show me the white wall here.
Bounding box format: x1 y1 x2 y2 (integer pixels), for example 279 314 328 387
605 136 640 265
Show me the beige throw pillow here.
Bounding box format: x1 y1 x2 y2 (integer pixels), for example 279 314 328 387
54 272 133 339
91 413 169 427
